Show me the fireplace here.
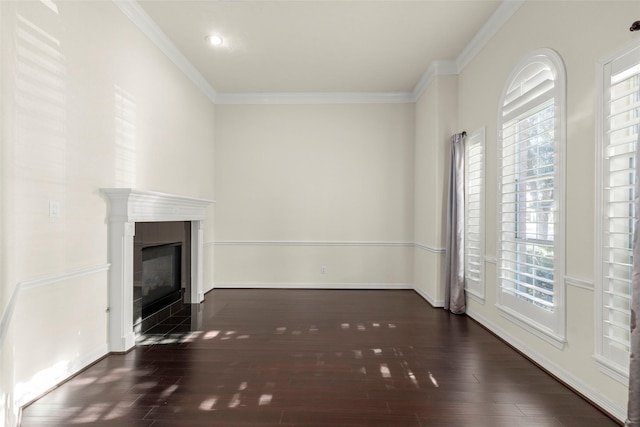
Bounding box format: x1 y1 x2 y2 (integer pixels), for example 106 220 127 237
140 243 182 316
133 220 191 334
101 188 214 352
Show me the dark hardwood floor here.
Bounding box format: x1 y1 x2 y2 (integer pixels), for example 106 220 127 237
20 289 621 426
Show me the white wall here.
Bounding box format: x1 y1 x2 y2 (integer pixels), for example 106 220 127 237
214 103 415 288
0 1 215 425
1 0 637 425
457 0 639 420
413 75 458 305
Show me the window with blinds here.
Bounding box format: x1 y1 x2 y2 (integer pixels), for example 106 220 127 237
497 49 566 343
597 42 640 375
464 128 485 301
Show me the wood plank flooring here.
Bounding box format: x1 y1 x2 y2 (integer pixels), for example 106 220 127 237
20 289 621 426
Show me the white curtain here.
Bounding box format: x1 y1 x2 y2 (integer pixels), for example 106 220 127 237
627 136 640 426
444 132 466 314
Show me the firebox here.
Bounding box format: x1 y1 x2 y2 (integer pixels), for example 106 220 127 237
140 242 182 317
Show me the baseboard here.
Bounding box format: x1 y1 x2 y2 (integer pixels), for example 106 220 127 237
213 282 414 290
466 307 626 423
16 344 109 423
412 286 444 308
212 282 445 307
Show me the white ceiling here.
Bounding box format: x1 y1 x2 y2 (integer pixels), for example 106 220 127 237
137 0 503 94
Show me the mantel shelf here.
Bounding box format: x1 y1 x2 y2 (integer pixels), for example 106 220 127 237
101 188 215 223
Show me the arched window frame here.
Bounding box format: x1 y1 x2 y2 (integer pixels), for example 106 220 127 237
496 48 567 349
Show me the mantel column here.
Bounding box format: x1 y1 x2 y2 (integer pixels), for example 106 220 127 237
108 221 135 353
191 220 205 303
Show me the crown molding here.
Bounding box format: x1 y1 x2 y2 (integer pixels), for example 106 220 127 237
411 0 524 101
455 0 525 73
411 60 458 102
112 0 218 104
215 92 415 105
114 0 522 105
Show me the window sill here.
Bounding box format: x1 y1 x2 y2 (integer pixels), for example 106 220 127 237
496 304 565 350
593 354 629 385
466 290 485 304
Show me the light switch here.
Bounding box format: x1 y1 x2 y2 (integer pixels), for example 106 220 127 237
49 201 60 218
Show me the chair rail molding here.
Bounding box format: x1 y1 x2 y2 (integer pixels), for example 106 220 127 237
214 240 415 247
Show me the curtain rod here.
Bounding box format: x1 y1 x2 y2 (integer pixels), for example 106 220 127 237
451 131 466 142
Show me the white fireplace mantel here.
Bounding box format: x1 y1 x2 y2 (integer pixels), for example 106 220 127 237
101 188 214 352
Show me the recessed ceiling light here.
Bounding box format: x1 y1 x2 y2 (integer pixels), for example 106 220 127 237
206 35 224 47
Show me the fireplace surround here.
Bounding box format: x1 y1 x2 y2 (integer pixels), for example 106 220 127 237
102 188 214 352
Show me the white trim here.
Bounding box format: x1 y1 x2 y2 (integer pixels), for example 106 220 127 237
565 276 594 291
412 0 525 101
466 307 626 423
100 188 214 223
0 264 110 350
16 344 108 413
594 37 640 375
496 48 567 342
114 0 521 105
414 243 446 254
215 92 414 105
465 290 485 305
1 266 110 427
412 60 457 102
596 38 640 76
18 264 111 291
593 354 630 385
412 286 445 308
464 127 486 302
215 240 442 252
112 1 217 104
214 240 414 247
496 304 566 350
101 188 214 352
595 39 608 373
455 0 525 73
214 282 414 290
484 256 497 264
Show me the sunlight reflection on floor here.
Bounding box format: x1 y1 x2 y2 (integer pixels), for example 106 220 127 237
48 316 434 424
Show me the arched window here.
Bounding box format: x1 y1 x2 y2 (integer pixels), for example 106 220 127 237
497 49 566 348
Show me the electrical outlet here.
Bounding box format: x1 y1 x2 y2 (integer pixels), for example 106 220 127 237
320 266 326 274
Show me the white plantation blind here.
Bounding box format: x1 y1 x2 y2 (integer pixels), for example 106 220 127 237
598 44 640 369
497 50 565 340
499 98 556 310
464 129 485 300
